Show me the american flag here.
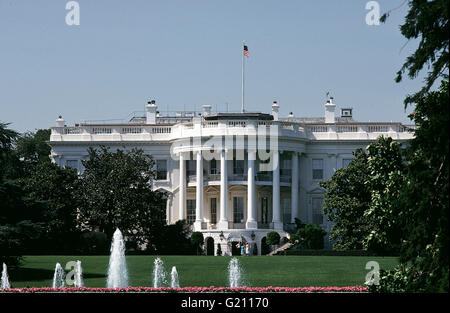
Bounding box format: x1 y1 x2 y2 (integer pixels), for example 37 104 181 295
243 45 249 58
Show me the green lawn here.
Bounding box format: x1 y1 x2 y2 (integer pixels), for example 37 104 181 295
8 255 398 288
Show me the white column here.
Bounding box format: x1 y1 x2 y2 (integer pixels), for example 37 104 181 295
272 151 282 229
291 152 299 223
194 151 203 231
218 149 229 229
179 153 186 221
246 151 257 229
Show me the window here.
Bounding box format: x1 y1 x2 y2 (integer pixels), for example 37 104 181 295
261 197 269 224
312 198 324 225
283 198 291 223
156 160 168 180
187 200 196 225
233 197 244 223
342 159 352 168
280 158 292 177
66 160 78 170
210 198 217 224
210 159 219 175
187 160 196 177
233 159 244 175
312 159 323 180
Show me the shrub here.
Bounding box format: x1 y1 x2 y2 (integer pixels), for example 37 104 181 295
190 232 204 255
80 231 108 254
266 231 281 246
291 224 327 250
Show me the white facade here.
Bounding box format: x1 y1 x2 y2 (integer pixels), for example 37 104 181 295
49 99 414 255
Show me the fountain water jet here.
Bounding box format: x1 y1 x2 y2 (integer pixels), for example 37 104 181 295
106 229 129 288
52 263 66 288
74 260 84 287
171 266 180 288
152 257 168 288
228 257 243 287
1 263 10 289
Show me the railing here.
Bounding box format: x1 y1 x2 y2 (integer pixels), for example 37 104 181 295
52 120 412 142
228 121 246 128
255 173 272 181
202 121 219 128
63 127 82 134
336 125 358 133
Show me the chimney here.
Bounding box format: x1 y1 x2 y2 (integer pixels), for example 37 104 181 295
202 104 212 116
271 101 279 121
324 97 336 123
146 100 158 124
56 115 65 127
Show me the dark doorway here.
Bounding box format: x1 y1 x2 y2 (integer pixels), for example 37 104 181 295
206 237 214 255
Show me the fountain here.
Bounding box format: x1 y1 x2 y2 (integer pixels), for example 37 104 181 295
1 263 10 289
228 257 244 287
106 228 129 288
152 257 168 288
74 260 84 287
171 266 180 288
52 263 66 288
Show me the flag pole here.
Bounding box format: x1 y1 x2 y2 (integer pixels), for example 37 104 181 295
241 40 245 113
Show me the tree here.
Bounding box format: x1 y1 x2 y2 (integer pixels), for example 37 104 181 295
0 123 46 265
0 179 47 265
291 223 327 250
190 232 204 255
363 136 406 255
319 149 371 250
153 220 194 255
372 0 449 292
381 0 449 106
76 146 166 249
16 129 51 166
22 161 80 253
266 231 280 246
0 122 21 179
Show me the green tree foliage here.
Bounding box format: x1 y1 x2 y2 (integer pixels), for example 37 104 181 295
76 146 166 249
0 122 21 179
154 220 194 255
266 231 281 246
372 0 449 292
22 161 81 253
320 149 371 250
363 136 406 255
0 123 47 265
16 129 51 166
190 231 204 255
381 0 449 105
291 223 327 250
395 81 449 292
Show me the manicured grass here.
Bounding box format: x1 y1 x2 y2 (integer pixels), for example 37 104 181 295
9 255 398 288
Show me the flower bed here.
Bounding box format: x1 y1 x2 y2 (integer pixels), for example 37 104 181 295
0 286 368 293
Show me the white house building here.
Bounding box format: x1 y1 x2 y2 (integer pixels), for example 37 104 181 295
49 98 414 255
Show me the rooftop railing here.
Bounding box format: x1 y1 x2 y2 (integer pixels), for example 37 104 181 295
51 119 413 142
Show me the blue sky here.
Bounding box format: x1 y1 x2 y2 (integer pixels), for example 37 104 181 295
0 0 423 132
